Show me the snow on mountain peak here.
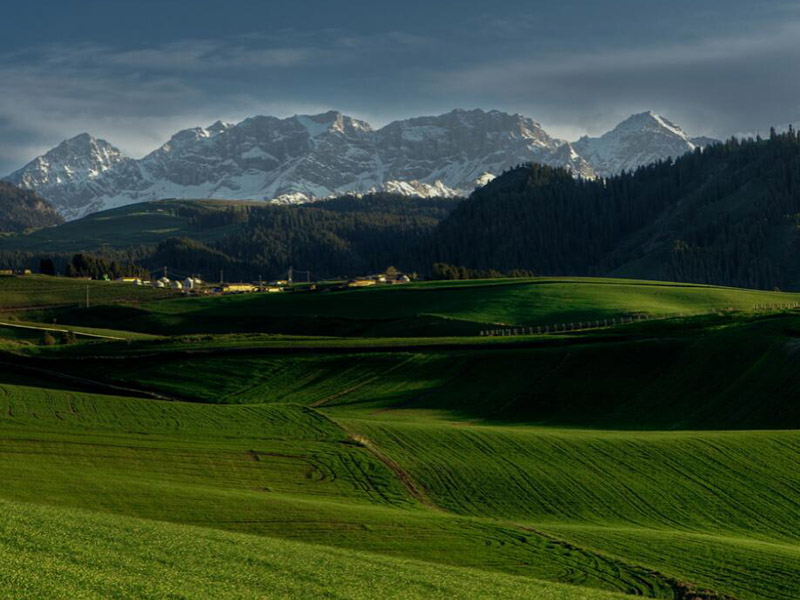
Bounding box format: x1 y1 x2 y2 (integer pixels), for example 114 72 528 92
573 111 697 177
613 111 690 140
474 172 497 187
8 133 126 187
292 111 373 138
5 109 708 219
295 113 338 138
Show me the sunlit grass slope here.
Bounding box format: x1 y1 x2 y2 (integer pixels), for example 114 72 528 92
0 374 677 597
335 418 800 600
0 498 636 600
49 276 800 336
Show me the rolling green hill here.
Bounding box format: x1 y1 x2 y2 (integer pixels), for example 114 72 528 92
1 275 799 598
37 276 800 337
0 372 682 598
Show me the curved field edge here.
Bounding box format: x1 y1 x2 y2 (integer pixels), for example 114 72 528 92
337 418 800 600
0 497 630 600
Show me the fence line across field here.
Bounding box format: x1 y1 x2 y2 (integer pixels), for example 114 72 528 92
479 302 800 337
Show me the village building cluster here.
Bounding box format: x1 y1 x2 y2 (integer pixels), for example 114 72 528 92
1 265 414 294
111 270 414 294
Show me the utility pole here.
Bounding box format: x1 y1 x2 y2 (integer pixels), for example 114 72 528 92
86 285 90 309
220 269 224 284
288 266 293 284
164 266 168 280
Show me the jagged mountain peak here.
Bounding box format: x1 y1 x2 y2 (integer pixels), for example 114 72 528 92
5 109 708 220
157 120 234 153
58 132 95 147
45 132 123 159
5 131 134 219
206 120 233 135
573 110 697 177
388 108 546 132
8 132 127 185
611 110 689 138
290 111 373 136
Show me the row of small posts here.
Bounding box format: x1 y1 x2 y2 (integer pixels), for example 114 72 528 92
480 314 653 337
480 302 800 337
753 302 800 310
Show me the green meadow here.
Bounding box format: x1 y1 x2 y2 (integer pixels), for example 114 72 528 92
30 275 800 337
1 274 799 598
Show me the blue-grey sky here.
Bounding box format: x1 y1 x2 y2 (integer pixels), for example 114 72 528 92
3 0 800 173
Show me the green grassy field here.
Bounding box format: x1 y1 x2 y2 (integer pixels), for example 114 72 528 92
39 276 800 337
1 275 798 598
0 275 172 311
0 497 636 600
34 311 800 430
338 419 800 600
0 373 682 597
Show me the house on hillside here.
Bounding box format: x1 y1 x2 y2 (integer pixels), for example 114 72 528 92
222 283 257 293
170 280 184 290
348 279 377 288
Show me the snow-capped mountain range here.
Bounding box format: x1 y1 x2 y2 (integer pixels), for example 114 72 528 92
4 109 714 220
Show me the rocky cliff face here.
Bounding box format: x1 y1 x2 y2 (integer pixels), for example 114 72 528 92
5 109 713 219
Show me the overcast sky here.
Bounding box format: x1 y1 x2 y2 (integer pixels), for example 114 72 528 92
3 0 800 173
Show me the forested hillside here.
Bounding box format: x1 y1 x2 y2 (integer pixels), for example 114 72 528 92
0 194 458 280
431 129 800 289
0 182 63 232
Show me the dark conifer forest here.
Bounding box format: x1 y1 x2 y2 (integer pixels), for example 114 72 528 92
431 130 800 289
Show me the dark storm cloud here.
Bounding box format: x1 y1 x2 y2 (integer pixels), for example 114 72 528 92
2 0 800 173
